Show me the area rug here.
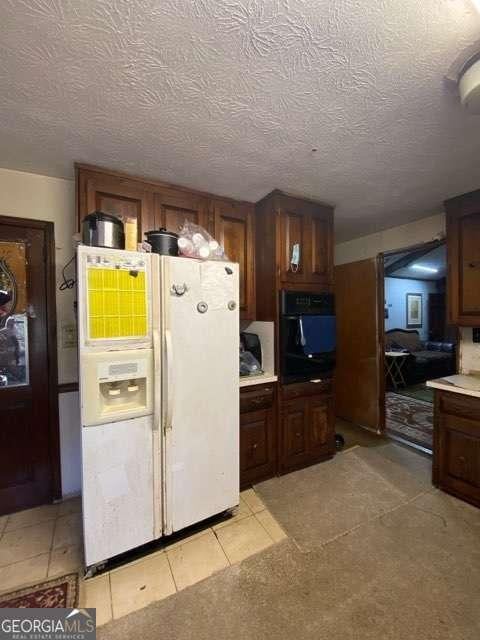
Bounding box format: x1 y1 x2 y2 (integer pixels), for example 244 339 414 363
395 384 434 404
385 392 433 450
0 573 78 608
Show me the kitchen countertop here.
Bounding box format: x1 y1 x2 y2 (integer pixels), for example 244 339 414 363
239 373 278 388
427 374 480 399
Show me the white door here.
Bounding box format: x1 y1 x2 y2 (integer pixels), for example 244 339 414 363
82 416 154 566
161 257 239 534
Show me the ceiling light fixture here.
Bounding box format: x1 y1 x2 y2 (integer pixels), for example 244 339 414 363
471 0 480 14
411 264 438 274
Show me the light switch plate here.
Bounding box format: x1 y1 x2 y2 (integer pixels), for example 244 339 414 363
62 323 77 348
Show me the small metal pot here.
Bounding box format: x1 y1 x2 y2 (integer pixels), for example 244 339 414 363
144 228 179 256
82 211 125 249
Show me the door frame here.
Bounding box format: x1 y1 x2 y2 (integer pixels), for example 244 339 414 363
378 238 448 435
0 215 61 502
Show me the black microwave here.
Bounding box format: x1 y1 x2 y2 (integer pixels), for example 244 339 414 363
280 290 336 384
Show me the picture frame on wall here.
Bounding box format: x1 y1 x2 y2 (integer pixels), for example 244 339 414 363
406 293 423 328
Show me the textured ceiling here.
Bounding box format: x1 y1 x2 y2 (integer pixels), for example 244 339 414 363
1 0 480 241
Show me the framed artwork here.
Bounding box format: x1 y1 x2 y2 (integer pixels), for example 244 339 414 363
406 293 423 328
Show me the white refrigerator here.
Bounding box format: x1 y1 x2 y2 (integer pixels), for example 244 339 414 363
77 246 239 571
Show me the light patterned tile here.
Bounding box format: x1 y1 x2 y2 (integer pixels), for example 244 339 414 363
255 509 287 543
110 552 176 619
79 574 112 627
167 529 228 590
215 515 273 564
240 489 266 514
164 528 211 551
0 554 49 593
0 521 55 567
53 513 82 549
58 497 82 517
212 498 252 530
48 545 83 577
5 504 58 532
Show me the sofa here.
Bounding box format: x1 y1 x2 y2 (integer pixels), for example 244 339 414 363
385 328 456 385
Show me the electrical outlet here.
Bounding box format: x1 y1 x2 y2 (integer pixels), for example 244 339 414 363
473 328 480 343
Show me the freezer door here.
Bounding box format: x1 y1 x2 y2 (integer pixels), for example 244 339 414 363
81 416 155 567
161 257 239 534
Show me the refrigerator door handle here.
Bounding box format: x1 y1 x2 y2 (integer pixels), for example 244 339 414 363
165 328 174 431
152 328 161 431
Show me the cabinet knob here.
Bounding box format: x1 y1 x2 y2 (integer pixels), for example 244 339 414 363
252 443 258 449
296 432 301 437
458 455 466 463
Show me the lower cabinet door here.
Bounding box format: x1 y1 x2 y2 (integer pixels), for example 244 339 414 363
438 420 480 506
282 398 308 469
308 396 334 454
240 407 275 488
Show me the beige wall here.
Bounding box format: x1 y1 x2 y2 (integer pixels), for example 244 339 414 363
0 167 80 495
334 212 478 375
335 213 446 265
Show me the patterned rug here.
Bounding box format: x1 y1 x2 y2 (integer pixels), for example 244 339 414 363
385 392 433 451
0 573 78 608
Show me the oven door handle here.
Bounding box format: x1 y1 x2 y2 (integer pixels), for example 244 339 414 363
298 317 306 347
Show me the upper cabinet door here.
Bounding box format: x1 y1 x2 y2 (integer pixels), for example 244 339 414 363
154 188 209 235
212 199 255 320
77 168 154 242
278 193 334 286
445 189 480 326
279 208 309 283
308 210 334 285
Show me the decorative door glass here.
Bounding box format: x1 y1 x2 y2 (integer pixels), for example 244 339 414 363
0 241 29 387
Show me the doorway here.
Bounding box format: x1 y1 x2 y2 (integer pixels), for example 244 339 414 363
0 216 60 515
382 240 454 453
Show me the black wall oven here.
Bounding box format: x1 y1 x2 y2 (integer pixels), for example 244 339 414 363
280 290 336 384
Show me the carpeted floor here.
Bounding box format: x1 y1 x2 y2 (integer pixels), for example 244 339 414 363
385 392 433 450
98 443 480 640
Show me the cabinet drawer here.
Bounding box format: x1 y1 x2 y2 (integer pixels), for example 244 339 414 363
438 391 480 422
240 386 274 413
281 379 332 400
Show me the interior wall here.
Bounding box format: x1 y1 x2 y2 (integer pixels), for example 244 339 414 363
0 167 80 496
335 212 478 376
384 277 436 341
335 213 445 265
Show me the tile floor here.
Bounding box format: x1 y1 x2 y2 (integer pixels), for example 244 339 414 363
0 489 286 627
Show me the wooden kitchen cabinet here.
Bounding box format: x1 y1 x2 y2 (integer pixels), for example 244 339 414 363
76 166 154 242
255 190 334 321
213 199 255 320
445 188 480 326
433 390 480 508
277 191 333 286
154 188 209 234
280 382 335 473
240 383 276 488
76 165 256 320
